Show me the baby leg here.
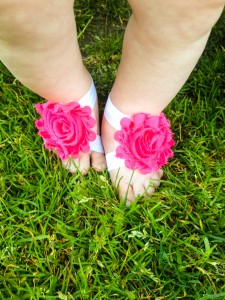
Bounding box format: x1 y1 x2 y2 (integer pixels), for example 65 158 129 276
0 0 106 174
102 0 225 203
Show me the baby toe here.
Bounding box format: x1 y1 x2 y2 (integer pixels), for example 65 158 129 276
143 172 162 195
118 182 135 205
62 157 80 173
78 153 90 175
91 152 107 172
132 182 147 198
63 153 91 175
158 169 164 178
144 185 156 196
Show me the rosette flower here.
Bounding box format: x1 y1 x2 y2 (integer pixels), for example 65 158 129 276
35 101 96 160
114 113 175 174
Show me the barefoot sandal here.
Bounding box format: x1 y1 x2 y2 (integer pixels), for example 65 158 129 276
35 79 104 160
104 96 175 174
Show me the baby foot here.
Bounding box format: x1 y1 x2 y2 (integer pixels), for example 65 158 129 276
35 79 106 175
101 96 175 204
62 100 106 175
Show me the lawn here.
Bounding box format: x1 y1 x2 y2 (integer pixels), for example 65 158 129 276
0 1 225 299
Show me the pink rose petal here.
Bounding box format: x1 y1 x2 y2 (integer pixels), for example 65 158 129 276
35 100 96 160
115 112 175 174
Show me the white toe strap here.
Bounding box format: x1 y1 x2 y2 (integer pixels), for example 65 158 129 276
106 151 125 171
104 95 130 130
90 135 104 153
78 78 97 110
78 79 104 154
104 96 129 170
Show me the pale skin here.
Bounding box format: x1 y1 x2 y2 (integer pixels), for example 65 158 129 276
0 0 106 175
0 0 224 204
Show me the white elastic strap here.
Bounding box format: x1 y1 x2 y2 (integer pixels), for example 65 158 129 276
104 96 130 170
78 78 104 154
104 96 130 130
106 151 126 171
78 79 97 109
90 135 104 153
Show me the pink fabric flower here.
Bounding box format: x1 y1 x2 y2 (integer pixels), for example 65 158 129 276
114 113 175 174
35 101 96 160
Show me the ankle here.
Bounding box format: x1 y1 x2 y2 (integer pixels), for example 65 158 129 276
57 68 92 104
109 90 163 116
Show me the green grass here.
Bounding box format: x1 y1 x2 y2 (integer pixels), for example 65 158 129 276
0 2 225 299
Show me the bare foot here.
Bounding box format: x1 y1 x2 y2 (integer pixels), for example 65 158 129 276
36 81 107 175
101 95 176 205
62 97 107 175
102 114 163 204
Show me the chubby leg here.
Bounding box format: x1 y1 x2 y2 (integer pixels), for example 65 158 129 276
102 0 225 203
0 0 106 174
